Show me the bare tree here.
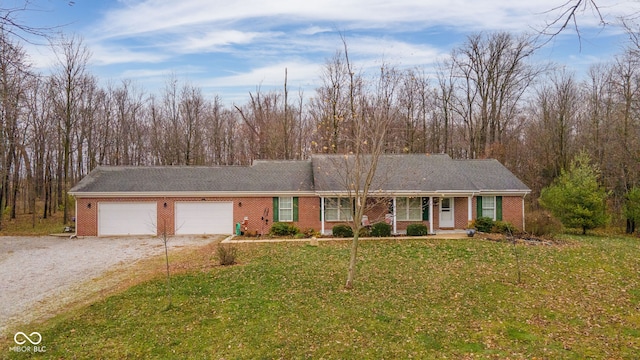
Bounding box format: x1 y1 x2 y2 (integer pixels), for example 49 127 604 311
50 34 90 224
541 0 605 38
446 32 540 159
309 50 350 154
0 30 31 227
315 38 397 289
0 1 73 43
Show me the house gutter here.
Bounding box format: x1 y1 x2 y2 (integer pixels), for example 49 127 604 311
70 191 318 198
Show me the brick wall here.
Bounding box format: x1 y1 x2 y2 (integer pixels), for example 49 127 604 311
75 194 525 236
234 196 321 236
472 195 524 230
76 196 322 237
501 196 524 230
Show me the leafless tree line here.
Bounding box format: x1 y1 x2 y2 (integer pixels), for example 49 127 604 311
1 28 639 228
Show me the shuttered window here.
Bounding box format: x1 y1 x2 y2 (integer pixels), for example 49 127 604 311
273 197 299 222
477 196 503 221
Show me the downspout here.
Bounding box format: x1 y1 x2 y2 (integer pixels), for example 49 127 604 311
468 192 475 226
74 197 78 237
320 196 325 235
522 193 527 232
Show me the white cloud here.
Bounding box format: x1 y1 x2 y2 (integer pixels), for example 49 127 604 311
34 0 635 101
89 43 170 65
203 60 322 89
177 30 274 53
94 0 637 39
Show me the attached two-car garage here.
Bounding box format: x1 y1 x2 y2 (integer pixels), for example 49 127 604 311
97 201 233 236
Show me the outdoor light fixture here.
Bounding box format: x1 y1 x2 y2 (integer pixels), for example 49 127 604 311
163 202 167 208
87 203 91 209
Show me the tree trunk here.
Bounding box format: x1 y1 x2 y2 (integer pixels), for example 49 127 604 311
345 232 359 289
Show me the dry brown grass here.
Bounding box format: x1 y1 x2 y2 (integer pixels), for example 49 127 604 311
0 209 70 236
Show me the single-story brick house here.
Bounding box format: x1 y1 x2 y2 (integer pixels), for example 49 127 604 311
69 154 530 236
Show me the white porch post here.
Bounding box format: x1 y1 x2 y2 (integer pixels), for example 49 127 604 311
392 197 397 235
320 196 325 235
468 195 473 225
429 196 434 234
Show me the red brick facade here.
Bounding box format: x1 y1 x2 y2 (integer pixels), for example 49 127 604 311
75 195 524 236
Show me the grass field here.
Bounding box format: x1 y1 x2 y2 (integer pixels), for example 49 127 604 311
2 235 640 359
0 211 69 236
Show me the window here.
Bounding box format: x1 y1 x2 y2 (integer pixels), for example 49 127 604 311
481 196 495 219
273 197 298 222
279 197 293 222
324 198 352 221
396 197 422 221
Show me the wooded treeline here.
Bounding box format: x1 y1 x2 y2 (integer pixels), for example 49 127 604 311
1 30 639 228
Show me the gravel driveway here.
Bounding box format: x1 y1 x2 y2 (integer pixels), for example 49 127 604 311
0 235 221 335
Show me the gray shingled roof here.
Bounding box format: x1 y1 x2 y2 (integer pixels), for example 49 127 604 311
70 154 530 194
70 160 315 193
311 154 530 193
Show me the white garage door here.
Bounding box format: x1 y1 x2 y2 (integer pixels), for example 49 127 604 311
175 202 233 235
98 202 157 236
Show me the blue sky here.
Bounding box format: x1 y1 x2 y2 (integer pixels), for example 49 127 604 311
14 0 639 103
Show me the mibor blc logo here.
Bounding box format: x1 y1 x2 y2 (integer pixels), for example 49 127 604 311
9 331 46 353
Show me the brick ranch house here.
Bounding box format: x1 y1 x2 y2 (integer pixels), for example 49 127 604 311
69 154 531 237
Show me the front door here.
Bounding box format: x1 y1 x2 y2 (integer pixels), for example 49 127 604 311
439 197 454 228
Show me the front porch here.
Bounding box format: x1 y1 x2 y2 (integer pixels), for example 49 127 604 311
319 195 476 236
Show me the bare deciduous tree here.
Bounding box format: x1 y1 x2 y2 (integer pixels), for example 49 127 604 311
51 34 90 224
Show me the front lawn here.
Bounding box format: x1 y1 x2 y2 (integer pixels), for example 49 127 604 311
3 236 640 359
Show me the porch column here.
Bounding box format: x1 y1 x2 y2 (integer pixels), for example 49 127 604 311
468 195 473 225
392 197 397 234
429 196 434 234
320 196 325 235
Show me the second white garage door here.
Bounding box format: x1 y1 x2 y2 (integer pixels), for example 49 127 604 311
175 202 233 235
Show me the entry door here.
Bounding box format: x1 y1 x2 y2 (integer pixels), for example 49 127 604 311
439 197 454 228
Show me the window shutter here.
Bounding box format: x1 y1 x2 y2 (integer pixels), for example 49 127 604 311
273 197 279 222
496 196 503 221
422 197 429 221
476 196 482 219
352 198 357 217
293 197 299 222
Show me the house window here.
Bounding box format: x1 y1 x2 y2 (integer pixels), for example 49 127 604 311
273 197 298 222
396 197 422 221
325 198 352 221
482 196 495 219
279 197 294 222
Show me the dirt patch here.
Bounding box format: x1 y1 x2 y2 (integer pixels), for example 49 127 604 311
0 235 225 336
477 232 569 246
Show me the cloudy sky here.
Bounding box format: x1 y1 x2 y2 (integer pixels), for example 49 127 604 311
14 0 639 102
